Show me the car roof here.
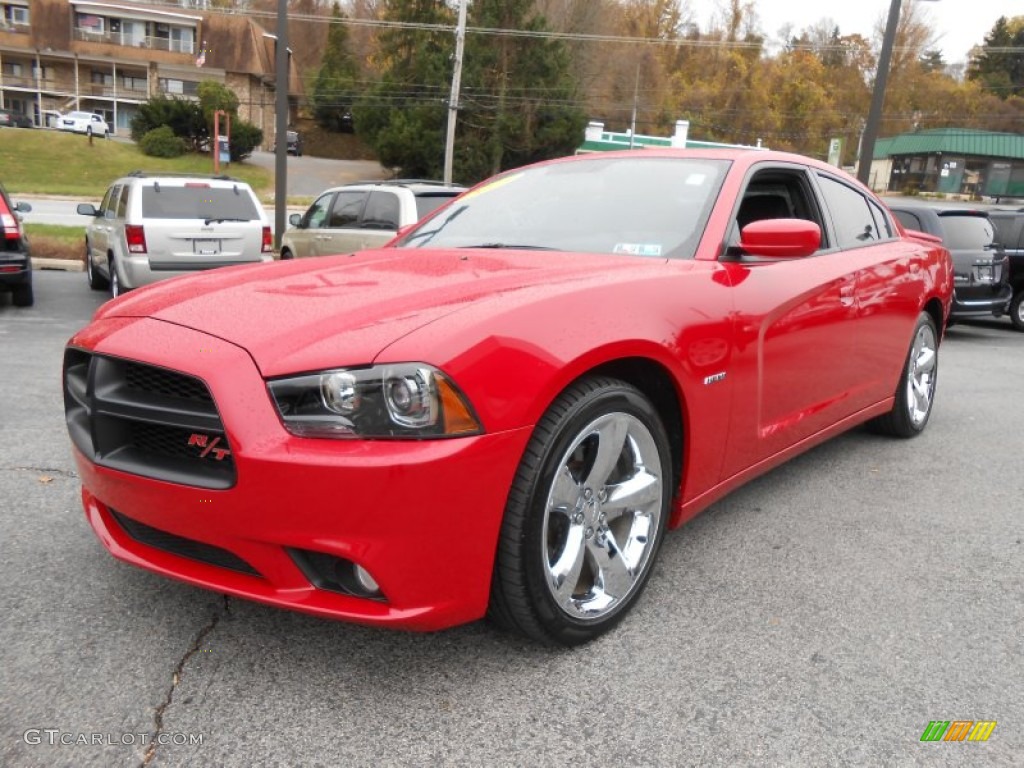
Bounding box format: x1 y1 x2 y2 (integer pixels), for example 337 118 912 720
323 180 466 195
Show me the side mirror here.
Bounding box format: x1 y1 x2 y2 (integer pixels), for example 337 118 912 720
77 203 100 217
288 213 302 227
13 201 32 213
739 219 820 259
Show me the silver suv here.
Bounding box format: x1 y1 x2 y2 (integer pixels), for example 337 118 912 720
280 180 465 259
78 172 272 297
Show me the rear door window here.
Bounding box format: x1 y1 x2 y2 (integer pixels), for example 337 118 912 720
141 186 260 220
817 175 882 248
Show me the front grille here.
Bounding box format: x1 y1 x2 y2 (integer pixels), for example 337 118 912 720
110 509 260 577
64 350 236 489
124 361 213 403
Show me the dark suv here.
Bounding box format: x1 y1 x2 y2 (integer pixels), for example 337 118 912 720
989 210 1024 331
890 205 1010 322
0 181 33 307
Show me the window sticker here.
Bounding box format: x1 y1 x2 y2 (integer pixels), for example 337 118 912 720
685 174 707 186
614 243 663 257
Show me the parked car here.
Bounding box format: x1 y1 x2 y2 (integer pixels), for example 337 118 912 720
0 182 33 307
0 108 34 128
989 210 1024 330
58 111 110 137
77 171 273 297
277 130 302 156
280 180 466 259
889 205 1011 322
63 150 952 645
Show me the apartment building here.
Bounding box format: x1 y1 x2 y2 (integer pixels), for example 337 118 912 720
0 0 299 145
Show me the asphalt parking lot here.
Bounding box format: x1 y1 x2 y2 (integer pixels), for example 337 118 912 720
1 271 1021 767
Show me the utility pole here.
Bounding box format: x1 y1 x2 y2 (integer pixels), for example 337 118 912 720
443 0 468 185
274 0 289 249
857 0 901 187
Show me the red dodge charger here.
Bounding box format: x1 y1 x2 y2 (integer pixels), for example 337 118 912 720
64 150 953 645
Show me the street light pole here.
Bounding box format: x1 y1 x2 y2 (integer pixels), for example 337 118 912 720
857 0 902 187
274 0 289 249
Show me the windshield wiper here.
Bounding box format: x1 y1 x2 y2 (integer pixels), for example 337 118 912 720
204 217 250 225
458 243 556 250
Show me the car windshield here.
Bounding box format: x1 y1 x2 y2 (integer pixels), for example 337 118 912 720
397 156 730 259
141 185 259 220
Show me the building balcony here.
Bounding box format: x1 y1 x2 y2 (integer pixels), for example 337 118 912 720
72 28 195 54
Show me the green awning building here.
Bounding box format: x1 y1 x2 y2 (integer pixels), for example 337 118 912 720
872 128 1024 199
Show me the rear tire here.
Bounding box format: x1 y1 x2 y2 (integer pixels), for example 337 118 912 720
280 248 294 260
489 376 672 646
868 312 938 438
1010 291 1024 332
11 282 33 307
109 256 124 298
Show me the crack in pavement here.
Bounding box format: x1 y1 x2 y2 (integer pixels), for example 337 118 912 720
141 595 231 767
1 465 79 478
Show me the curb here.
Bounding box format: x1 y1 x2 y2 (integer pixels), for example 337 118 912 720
34 258 84 272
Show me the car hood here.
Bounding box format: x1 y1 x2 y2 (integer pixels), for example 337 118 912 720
96 248 671 376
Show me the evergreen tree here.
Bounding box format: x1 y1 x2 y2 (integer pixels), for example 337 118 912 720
355 0 455 176
356 0 585 183
967 16 1024 99
313 3 362 132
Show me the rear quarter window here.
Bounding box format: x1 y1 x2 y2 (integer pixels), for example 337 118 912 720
415 193 460 220
141 186 260 220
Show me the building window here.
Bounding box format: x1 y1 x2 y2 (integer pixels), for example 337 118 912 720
170 27 195 54
1 61 24 77
76 13 106 34
121 74 147 92
158 78 199 96
91 71 114 86
4 4 30 26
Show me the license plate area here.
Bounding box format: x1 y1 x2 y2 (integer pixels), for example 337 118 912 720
975 264 993 283
193 239 221 255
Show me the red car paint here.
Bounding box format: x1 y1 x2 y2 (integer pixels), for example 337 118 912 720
65 150 953 631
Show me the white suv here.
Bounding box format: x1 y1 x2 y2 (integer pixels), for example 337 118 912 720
59 111 111 137
280 180 465 259
78 172 273 297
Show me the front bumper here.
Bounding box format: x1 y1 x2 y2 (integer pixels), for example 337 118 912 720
68 316 532 631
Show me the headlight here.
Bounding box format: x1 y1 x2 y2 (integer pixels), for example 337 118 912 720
267 363 482 439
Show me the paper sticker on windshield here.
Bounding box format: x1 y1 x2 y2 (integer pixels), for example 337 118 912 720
614 243 663 257
685 174 707 186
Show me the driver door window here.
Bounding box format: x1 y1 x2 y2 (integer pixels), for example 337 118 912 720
303 193 334 229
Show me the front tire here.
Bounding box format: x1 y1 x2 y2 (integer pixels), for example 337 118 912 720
868 311 939 437
279 248 294 260
489 376 672 646
1009 291 1024 332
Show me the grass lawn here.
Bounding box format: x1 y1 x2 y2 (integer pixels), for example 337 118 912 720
24 223 85 261
0 129 272 197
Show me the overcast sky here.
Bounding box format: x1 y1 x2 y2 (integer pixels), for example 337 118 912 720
685 1 1018 64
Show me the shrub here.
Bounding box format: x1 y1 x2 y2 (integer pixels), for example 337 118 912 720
228 121 263 162
139 126 188 158
130 96 207 150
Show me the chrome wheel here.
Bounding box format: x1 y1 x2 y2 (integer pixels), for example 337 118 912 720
905 320 937 427
542 411 664 622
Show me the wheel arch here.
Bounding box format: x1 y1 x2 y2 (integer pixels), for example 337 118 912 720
923 296 944 337
561 356 686 514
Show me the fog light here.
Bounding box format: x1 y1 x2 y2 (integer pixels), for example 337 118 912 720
353 564 380 595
